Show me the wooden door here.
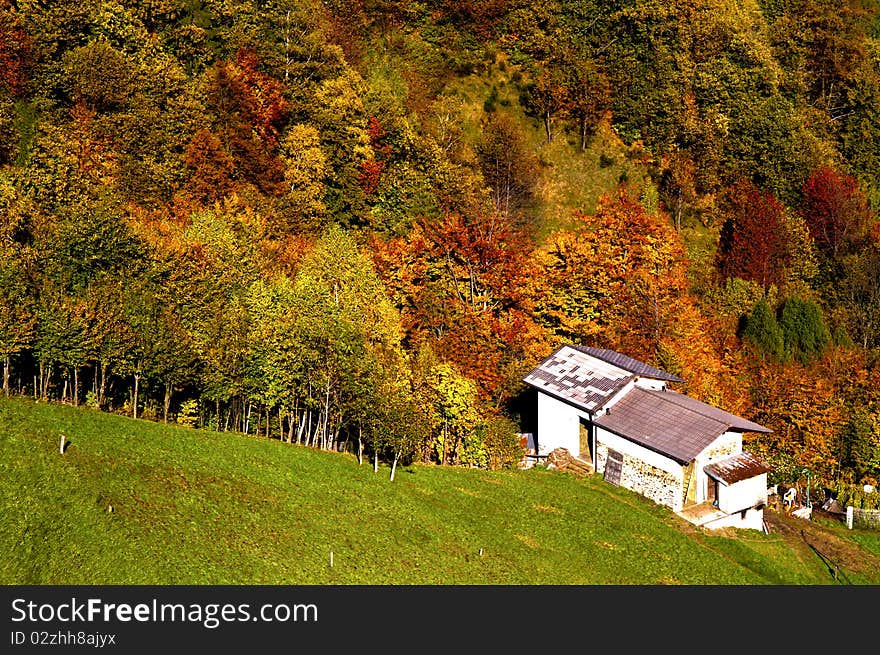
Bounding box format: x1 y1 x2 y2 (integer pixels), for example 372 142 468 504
605 450 623 486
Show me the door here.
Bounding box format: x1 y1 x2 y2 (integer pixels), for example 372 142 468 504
578 419 593 463
605 450 623 486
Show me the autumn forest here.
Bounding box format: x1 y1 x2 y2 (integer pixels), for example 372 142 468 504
1 1 879 498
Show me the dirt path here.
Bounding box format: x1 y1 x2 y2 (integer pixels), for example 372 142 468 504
764 507 880 582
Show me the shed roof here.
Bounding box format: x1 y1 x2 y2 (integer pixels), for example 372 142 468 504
704 451 771 485
593 388 771 464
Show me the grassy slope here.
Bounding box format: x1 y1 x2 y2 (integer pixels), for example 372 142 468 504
2 397 877 585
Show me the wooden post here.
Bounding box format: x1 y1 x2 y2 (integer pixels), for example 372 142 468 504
59 434 65 454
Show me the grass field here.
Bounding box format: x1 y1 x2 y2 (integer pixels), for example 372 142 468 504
1 396 877 585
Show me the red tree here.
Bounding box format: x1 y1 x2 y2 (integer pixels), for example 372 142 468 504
715 179 789 291
0 4 32 97
801 165 873 259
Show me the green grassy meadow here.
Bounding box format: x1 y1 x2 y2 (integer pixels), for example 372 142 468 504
1 396 877 585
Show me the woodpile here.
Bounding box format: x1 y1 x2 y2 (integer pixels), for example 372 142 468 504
545 448 594 477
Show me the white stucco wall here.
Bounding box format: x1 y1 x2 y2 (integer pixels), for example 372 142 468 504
718 473 768 515
595 427 682 478
536 392 588 457
633 377 667 391
703 506 766 532
694 431 742 503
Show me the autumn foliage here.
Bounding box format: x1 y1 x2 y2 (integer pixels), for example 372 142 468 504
801 165 873 260
715 180 790 291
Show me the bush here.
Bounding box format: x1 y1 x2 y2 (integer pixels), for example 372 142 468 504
177 398 200 428
483 414 524 470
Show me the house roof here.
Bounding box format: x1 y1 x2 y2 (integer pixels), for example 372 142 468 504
521 345 636 413
593 387 771 464
704 451 771 485
570 346 685 383
521 344 685 413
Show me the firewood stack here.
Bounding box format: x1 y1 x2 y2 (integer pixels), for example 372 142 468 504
545 448 594 477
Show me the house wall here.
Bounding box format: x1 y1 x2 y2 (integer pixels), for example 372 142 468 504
536 392 590 457
633 377 667 391
703 507 766 532
594 427 684 512
718 473 768 515
693 432 742 504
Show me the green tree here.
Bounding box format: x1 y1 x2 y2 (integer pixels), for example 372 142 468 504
742 298 785 362
778 296 831 365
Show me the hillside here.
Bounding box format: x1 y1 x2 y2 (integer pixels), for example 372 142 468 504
1 0 880 538
2 396 878 585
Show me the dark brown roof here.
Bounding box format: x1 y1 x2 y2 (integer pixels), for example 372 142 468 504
593 388 771 463
640 388 772 434
704 451 771 485
571 346 684 383
522 345 635 413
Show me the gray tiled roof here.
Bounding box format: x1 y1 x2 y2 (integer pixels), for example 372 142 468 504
594 387 771 463
704 451 771 485
643 388 772 434
571 346 685 383
522 345 634 413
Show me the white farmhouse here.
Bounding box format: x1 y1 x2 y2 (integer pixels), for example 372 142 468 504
523 344 773 531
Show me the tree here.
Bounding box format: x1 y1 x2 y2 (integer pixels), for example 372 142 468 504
0 255 35 394
715 180 790 292
741 298 785 363
562 56 611 151
524 66 568 144
475 113 539 224
61 38 134 112
801 165 873 260
838 247 880 350
778 296 831 365
184 128 236 203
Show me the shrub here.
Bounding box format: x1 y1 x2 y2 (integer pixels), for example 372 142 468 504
177 398 200 428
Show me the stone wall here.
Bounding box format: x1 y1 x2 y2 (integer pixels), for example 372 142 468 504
597 441 681 510
701 434 739 462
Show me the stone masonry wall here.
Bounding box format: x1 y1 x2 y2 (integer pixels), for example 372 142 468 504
597 442 681 510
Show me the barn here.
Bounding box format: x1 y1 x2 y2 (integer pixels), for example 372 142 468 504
522 344 773 531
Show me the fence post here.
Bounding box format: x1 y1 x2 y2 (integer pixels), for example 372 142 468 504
846 505 853 530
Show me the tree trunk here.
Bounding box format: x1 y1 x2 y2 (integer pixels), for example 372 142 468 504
373 449 379 473
390 449 400 482
675 188 682 232
322 377 331 449
133 371 140 419
3 355 9 396
73 367 79 406
164 382 173 424
98 362 108 408
358 427 363 465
